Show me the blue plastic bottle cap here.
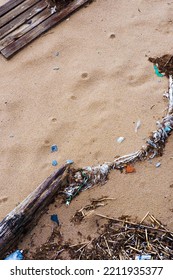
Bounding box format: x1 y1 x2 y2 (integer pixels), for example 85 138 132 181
51 145 58 152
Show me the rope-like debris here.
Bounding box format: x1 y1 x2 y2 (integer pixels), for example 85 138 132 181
63 71 173 204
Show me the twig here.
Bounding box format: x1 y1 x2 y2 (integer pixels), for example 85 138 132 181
104 236 112 257
140 212 150 223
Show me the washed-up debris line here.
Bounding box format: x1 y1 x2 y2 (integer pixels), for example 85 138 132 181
63 72 173 204
68 212 173 260
28 213 173 260
149 54 173 78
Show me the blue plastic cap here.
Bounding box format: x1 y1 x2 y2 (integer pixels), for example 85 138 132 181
51 145 58 152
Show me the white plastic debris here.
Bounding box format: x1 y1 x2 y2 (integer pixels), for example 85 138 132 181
155 162 161 168
100 164 109 175
135 120 141 133
116 137 125 143
66 159 74 165
135 254 151 260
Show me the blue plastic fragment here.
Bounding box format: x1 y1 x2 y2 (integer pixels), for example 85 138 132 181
52 160 58 166
51 214 59 225
66 159 74 164
51 145 58 152
164 126 172 133
154 65 164 77
4 250 23 260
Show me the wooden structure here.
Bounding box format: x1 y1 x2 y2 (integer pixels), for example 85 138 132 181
0 164 68 259
0 0 89 59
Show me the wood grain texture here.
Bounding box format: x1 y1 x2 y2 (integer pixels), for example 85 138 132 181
0 0 47 40
0 0 25 17
1 0 90 58
0 0 41 28
0 7 52 51
0 165 68 259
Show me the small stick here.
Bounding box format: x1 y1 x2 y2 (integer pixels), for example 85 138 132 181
149 214 167 230
163 56 173 68
92 197 116 202
145 229 150 249
140 212 150 223
104 236 112 257
53 248 65 259
69 241 89 248
75 240 92 253
79 248 85 260
127 246 141 253
84 210 95 218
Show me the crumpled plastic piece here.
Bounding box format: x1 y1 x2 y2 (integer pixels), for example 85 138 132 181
154 65 164 77
66 159 74 164
116 137 125 143
51 214 59 225
135 254 151 260
52 160 58 166
4 250 23 260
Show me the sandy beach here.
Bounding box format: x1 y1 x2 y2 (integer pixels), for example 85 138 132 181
0 0 173 259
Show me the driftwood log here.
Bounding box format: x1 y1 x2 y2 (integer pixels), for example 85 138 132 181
0 164 68 259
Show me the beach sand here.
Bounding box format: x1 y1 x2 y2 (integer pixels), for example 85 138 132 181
0 0 173 258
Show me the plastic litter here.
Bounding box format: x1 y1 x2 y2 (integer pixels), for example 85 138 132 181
4 250 23 260
164 126 172 133
155 162 161 168
125 165 136 173
51 214 59 225
154 65 164 77
135 254 151 260
116 137 125 143
51 145 58 152
66 159 74 164
135 120 141 132
52 160 58 166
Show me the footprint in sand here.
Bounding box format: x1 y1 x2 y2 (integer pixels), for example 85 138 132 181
81 72 89 79
0 196 8 204
109 33 116 39
51 118 57 123
70 95 77 100
44 140 50 147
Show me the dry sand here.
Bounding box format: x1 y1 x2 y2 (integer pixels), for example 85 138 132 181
0 0 173 258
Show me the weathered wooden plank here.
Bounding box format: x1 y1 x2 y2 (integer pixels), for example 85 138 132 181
0 0 41 28
0 164 68 259
1 0 90 58
0 0 47 40
0 7 52 51
0 0 25 17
